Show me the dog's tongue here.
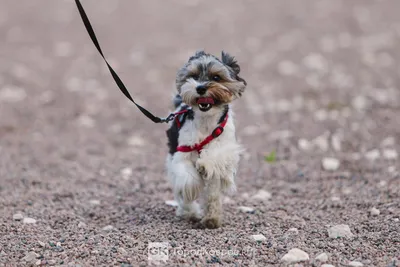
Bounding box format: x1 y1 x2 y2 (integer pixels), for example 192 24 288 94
196 97 214 104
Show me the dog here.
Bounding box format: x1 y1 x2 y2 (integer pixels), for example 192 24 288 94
166 50 247 228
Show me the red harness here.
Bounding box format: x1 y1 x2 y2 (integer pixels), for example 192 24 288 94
174 111 228 154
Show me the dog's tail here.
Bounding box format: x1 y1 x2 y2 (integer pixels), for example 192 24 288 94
171 94 182 110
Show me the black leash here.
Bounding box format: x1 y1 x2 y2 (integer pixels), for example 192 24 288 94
75 0 175 123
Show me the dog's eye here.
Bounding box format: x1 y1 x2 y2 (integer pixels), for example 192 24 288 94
212 75 221 82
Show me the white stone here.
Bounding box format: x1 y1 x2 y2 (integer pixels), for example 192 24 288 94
303 53 328 72
77 115 95 128
23 217 37 224
287 228 299 235
120 167 133 180
352 96 369 111
348 261 363 267
315 252 329 262
388 166 396 173
127 135 146 146
0 86 27 102
365 149 380 161
381 136 395 147
298 139 312 151
331 134 342 151
321 265 335 267
370 207 380 216
56 242 62 247
35 259 41 266
314 109 328 121
328 224 354 239
238 206 256 213
89 199 100 205
313 134 329 151
102 225 114 231
165 200 178 207
251 189 272 201
38 241 46 247
13 213 23 221
281 248 310 264
250 234 267 242
22 252 39 262
118 247 128 255
322 157 340 171
383 149 398 160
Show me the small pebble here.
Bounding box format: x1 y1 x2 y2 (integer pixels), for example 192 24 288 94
370 207 380 216
281 248 310 264
250 234 266 242
0 86 27 102
127 135 146 146
120 167 133 180
321 265 335 267
238 206 256 214
352 96 369 111
102 225 114 231
313 134 329 151
381 136 395 147
298 139 312 151
328 224 354 239
118 247 128 255
77 115 95 128
89 199 100 205
23 217 37 224
383 149 398 160
165 200 178 207
251 189 272 201
322 157 340 171
287 228 299 235
78 222 87 228
365 149 380 161
35 259 41 266
315 252 329 262
331 134 342 151
38 241 46 247
348 261 363 267
22 252 39 262
13 213 23 221
56 242 62 247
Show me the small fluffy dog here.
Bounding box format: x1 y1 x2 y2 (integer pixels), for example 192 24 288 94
166 50 247 228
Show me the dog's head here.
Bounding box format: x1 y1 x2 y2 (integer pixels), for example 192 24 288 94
176 51 247 112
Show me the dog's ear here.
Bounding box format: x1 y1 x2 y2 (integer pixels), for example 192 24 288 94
221 51 240 74
189 50 206 62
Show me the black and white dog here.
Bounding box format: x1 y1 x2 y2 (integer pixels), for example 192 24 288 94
166 51 247 228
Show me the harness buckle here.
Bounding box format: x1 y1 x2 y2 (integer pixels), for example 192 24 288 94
212 126 224 138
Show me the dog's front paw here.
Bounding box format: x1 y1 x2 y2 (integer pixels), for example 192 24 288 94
196 160 209 179
201 216 222 229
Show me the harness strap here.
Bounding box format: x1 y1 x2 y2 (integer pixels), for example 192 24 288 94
177 113 228 153
75 0 173 123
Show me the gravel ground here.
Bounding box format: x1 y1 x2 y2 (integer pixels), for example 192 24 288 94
0 1 399 266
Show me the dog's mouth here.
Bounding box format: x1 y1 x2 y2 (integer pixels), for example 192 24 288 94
196 97 214 112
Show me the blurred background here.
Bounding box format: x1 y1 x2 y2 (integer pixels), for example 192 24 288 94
0 0 399 266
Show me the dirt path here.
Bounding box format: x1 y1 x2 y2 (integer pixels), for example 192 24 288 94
0 1 399 266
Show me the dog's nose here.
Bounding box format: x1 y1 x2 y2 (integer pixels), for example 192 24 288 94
196 85 207 95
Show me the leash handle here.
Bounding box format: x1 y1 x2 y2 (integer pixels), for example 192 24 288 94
75 0 170 123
